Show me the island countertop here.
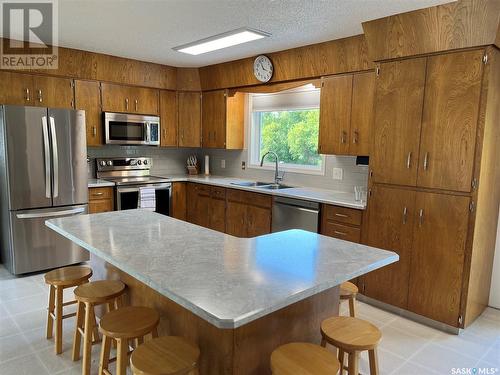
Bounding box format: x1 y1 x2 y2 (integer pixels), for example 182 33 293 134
46 210 397 329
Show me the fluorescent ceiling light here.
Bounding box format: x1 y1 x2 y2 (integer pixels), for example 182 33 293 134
173 28 270 55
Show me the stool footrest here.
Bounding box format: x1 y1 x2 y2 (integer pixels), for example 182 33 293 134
62 300 77 307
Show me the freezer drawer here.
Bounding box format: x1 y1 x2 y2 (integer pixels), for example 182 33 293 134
8 205 89 274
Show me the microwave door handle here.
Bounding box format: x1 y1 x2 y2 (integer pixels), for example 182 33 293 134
49 116 59 198
42 116 51 198
146 123 151 144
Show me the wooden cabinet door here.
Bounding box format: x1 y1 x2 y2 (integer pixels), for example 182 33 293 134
417 50 484 192
33 76 74 109
186 183 210 228
75 80 102 146
225 92 244 150
202 90 226 149
101 83 131 112
225 200 247 237
318 74 352 155
133 87 159 115
408 192 469 326
172 182 187 221
159 90 177 147
0 71 33 105
88 187 114 213
371 58 426 186
362 186 416 309
209 187 226 232
350 72 375 156
178 92 201 147
247 205 271 237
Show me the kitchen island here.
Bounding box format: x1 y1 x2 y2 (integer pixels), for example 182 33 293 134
46 210 397 374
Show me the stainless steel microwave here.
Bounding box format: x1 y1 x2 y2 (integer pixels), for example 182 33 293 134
104 112 160 146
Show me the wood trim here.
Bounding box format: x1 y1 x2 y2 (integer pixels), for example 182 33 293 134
362 0 500 61
176 68 201 91
199 34 374 90
232 79 321 94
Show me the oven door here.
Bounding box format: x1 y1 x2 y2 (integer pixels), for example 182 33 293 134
116 183 171 216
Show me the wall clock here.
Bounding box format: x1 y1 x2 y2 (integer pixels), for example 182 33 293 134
253 55 273 82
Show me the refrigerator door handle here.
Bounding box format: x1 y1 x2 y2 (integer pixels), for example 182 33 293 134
16 207 85 219
41 116 51 198
49 116 59 198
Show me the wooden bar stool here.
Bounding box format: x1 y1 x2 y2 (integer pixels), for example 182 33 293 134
130 336 200 375
73 280 126 375
271 342 340 375
99 306 160 375
45 265 93 354
340 282 358 317
321 316 381 375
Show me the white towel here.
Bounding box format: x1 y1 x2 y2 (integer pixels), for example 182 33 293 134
138 187 156 211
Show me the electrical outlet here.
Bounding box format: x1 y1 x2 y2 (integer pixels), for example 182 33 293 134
241 161 246 170
332 167 343 180
220 159 226 169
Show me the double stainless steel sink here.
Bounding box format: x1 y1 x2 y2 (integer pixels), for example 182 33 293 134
230 181 293 190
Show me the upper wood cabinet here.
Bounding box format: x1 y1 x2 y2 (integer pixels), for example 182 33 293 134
407 192 470 326
318 72 375 156
178 91 201 148
159 90 178 147
363 185 416 309
101 83 159 115
201 90 244 149
0 72 74 109
371 58 427 186
417 50 484 192
75 80 102 147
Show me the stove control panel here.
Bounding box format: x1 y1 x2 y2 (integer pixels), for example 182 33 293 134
96 157 153 171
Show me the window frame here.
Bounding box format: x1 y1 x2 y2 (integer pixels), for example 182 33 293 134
246 92 326 176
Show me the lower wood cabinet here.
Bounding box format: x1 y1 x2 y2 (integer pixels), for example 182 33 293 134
226 189 271 237
171 182 187 220
88 187 114 213
362 185 470 327
209 187 226 232
320 204 362 243
186 183 227 231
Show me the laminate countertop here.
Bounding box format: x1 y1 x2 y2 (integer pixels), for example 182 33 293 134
87 178 115 188
46 210 397 329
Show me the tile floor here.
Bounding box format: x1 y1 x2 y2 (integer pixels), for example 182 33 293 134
0 264 499 375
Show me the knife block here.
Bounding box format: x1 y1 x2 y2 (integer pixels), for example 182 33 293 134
187 164 199 175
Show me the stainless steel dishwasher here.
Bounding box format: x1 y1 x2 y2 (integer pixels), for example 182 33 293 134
272 196 320 233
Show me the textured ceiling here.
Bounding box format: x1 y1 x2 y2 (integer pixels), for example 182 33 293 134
4 0 453 67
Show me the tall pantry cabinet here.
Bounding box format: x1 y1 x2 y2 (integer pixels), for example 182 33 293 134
363 47 500 328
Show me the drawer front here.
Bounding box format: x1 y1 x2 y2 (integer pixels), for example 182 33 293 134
210 186 226 199
190 183 211 196
226 188 272 208
88 187 113 200
321 222 361 243
89 199 113 214
324 204 362 226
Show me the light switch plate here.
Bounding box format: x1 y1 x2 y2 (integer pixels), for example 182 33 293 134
221 159 226 169
332 167 343 180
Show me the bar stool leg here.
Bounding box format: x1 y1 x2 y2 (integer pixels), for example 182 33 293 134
116 338 128 375
348 296 356 317
72 301 85 361
151 326 159 338
55 285 64 354
369 349 379 375
46 284 55 339
338 348 345 375
98 335 112 375
320 337 327 347
347 351 359 375
82 302 93 375
90 307 100 343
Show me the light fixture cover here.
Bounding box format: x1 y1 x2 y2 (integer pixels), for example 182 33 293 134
173 27 270 55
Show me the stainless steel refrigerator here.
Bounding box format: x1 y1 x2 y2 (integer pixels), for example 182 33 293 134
0 105 89 274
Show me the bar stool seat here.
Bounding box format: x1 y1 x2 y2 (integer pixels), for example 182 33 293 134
130 336 200 375
72 280 126 375
321 316 381 375
271 342 340 375
45 266 93 354
339 282 358 317
99 306 160 375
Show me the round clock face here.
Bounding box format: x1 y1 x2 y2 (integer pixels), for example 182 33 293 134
254 55 273 82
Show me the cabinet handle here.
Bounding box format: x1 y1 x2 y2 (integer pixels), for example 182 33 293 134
340 131 347 144
162 128 166 137
125 98 129 111
334 213 349 218
352 130 359 144
25 88 30 101
402 206 408 224
135 99 138 112
92 126 97 137
406 152 412 169
418 209 424 226
92 192 104 196
423 152 429 170
37 89 43 103
334 230 348 236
